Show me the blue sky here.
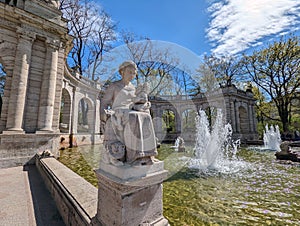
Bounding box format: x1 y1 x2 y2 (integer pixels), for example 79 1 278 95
98 0 300 57
99 0 210 56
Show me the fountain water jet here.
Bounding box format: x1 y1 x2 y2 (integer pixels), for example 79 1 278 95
263 124 281 151
189 109 245 173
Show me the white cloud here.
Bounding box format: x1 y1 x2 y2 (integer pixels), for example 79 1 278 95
206 0 300 56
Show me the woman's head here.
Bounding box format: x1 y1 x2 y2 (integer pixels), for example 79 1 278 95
118 61 137 82
118 61 137 75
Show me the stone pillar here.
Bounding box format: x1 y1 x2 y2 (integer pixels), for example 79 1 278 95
71 87 78 134
37 39 59 132
3 30 35 133
93 97 100 134
235 102 240 133
154 108 164 141
247 103 253 133
230 100 237 133
94 162 169 226
250 104 258 134
175 111 181 133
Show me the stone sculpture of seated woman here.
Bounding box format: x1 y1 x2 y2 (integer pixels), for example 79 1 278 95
100 61 157 166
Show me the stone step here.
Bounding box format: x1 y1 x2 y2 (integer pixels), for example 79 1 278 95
0 155 35 169
0 148 37 159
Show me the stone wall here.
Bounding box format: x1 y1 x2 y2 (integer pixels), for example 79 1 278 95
0 133 60 168
36 156 98 226
0 0 72 168
60 67 102 147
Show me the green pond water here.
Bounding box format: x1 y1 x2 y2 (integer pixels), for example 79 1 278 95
59 144 300 226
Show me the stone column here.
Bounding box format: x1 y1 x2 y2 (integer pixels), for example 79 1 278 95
154 108 164 141
94 162 169 226
93 97 100 134
235 101 240 133
247 103 253 133
175 111 181 134
250 104 258 134
230 100 237 133
3 30 35 133
71 87 78 134
37 39 59 132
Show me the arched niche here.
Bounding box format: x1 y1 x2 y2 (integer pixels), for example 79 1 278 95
162 109 176 134
204 106 218 128
239 106 249 133
77 97 94 133
60 88 71 133
181 108 197 132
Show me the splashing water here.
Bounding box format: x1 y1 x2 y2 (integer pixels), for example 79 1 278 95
263 124 281 151
189 109 246 174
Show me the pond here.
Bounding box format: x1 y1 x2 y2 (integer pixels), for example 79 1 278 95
59 144 300 226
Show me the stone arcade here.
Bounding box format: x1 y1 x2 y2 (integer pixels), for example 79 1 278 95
0 0 71 168
0 0 102 168
151 84 258 143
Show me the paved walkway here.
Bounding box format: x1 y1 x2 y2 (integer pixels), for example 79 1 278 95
0 165 65 226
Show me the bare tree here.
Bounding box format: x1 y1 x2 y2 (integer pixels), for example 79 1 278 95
121 32 181 95
87 11 117 81
0 64 6 96
242 35 300 132
198 55 241 90
195 61 218 93
61 0 97 74
60 0 116 80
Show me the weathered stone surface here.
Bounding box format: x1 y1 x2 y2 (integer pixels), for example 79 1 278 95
95 167 169 226
37 157 98 226
0 133 60 168
0 165 65 226
0 0 75 167
98 160 166 184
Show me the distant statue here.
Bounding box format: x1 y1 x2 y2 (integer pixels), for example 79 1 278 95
295 130 300 141
172 136 185 152
245 82 253 92
5 0 17 6
177 137 186 152
175 137 185 152
275 141 300 162
43 0 60 9
100 61 157 166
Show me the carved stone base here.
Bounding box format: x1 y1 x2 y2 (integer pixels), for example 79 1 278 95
94 161 169 226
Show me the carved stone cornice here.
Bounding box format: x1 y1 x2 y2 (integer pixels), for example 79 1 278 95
0 17 18 31
46 38 61 50
16 27 36 42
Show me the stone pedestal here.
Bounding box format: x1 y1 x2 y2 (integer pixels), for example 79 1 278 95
94 161 169 226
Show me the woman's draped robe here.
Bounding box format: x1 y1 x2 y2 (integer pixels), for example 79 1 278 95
101 81 157 164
